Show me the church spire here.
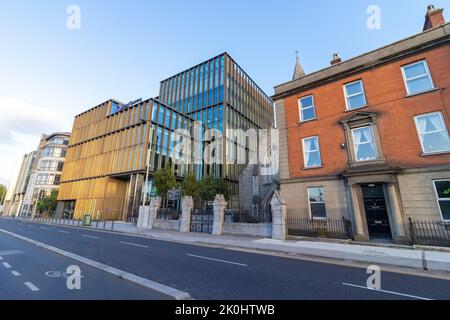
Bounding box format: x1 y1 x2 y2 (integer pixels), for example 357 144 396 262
292 51 305 80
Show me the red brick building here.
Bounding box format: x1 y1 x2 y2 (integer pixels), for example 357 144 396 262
273 5 450 243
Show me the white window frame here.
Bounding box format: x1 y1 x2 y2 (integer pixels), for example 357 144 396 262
343 80 367 110
433 179 450 222
351 125 378 162
414 112 450 154
298 95 316 122
307 187 327 220
302 136 322 168
401 60 435 96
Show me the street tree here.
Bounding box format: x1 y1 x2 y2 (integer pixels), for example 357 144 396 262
180 172 199 199
153 163 177 207
36 190 58 217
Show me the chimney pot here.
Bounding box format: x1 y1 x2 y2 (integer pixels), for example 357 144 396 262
330 52 342 66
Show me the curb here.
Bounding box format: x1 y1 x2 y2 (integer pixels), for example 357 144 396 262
0 227 192 300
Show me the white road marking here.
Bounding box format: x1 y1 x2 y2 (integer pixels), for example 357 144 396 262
24 282 40 292
0 256 2 260
0 250 23 256
11 271 20 276
120 241 149 248
342 283 432 301
26 225 33 227
2 262 12 269
40 227 50 230
186 254 248 267
57 230 70 234
82 235 99 239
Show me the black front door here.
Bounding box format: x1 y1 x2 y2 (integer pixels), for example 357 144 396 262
361 184 392 239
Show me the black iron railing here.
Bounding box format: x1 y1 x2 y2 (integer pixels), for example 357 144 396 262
409 218 450 247
287 217 354 240
224 209 272 224
156 208 180 221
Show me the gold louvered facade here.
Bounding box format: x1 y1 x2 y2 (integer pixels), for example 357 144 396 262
58 99 152 220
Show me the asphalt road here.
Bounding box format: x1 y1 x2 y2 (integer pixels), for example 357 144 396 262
0 217 449 300
0 225 170 300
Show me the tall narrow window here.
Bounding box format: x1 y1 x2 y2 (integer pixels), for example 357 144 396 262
344 80 367 110
434 180 450 221
298 95 316 122
302 136 322 168
351 126 377 161
414 112 450 154
308 187 327 219
401 61 434 95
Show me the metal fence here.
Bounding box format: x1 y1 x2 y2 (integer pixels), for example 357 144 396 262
287 217 354 240
224 209 272 224
30 216 116 230
156 208 181 220
409 218 450 247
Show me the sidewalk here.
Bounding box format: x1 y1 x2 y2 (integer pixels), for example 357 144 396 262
99 222 450 273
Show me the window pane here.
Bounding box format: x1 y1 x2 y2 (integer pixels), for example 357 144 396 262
353 127 377 161
302 107 316 121
309 187 325 202
304 137 321 167
407 76 433 94
404 62 427 79
416 113 450 153
306 151 321 167
310 203 327 219
345 81 363 96
348 93 366 109
439 201 450 220
300 96 313 108
422 132 450 153
435 181 450 199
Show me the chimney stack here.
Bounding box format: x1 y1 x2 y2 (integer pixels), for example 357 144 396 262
330 52 342 66
423 5 445 31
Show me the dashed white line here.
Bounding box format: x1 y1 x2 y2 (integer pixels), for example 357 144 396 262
0 256 3 260
120 241 149 248
57 230 70 234
342 283 432 301
24 282 40 292
2 262 12 269
40 227 50 230
82 235 99 239
11 271 20 277
186 254 248 267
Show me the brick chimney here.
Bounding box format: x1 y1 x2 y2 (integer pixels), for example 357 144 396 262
330 52 342 66
423 5 446 31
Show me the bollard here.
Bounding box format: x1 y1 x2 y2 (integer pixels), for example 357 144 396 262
96 220 99 229
78 219 81 227
111 220 114 230
103 221 106 230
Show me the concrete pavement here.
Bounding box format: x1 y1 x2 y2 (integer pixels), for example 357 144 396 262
1 217 450 300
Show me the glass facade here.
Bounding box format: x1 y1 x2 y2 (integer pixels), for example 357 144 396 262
158 53 274 194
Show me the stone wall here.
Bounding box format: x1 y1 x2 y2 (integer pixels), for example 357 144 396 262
153 219 181 231
397 166 450 221
223 223 272 238
281 177 351 219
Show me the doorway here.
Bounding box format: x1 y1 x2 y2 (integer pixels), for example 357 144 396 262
361 184 392 240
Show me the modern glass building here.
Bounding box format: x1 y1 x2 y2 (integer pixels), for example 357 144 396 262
57 53 274 220
159 53 274 193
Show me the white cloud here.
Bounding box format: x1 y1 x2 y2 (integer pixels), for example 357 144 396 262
0 97 72 186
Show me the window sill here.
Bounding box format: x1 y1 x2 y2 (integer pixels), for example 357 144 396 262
420 150 450 157
349 158 385 167
302 165 324 170
405 87 440 98
345 104 370 112
298 118 317 125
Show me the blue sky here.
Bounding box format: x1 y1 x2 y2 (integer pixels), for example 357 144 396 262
0 0 448 185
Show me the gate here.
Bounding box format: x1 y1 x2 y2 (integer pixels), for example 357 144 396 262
190 209 214 234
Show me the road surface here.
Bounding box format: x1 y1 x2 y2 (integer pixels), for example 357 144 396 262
0 217 449 300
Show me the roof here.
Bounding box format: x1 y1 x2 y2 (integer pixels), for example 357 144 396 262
273 22 450 100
